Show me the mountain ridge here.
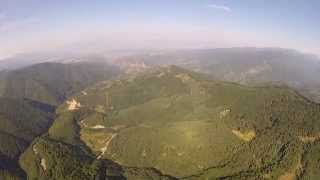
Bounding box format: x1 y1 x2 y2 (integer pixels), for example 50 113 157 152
19 66 320 179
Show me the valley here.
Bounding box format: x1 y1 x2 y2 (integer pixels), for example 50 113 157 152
0 49 320 179
1 1 319 179
16 64 320 179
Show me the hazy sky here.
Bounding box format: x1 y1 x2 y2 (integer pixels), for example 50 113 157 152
0 0 319 59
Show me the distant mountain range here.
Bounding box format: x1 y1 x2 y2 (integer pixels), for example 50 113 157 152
0 61 121 105
0 47 320 179
113 48 320 102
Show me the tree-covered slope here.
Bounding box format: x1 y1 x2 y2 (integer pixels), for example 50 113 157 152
0 98 55 180
20 66 320 179
20 137 177 180
0 60 122 179
0 61 121 106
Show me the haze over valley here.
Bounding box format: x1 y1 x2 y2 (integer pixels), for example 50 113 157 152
0 1 320 180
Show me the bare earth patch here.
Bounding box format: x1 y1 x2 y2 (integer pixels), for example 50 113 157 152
298 134 320 143
79 120 88 128
278 172 296 180
175 73 192 83
40 158 47 171
80 131 113 154
232 129 256 142
32 144 38 155
66 98 81 110
278 156 303 180
157 72 165 78
81 91 87 95
142 149 147 157
90 125 106 129
110 125 126 131
220 109 231 118
97 133 117 159
95 105 106 113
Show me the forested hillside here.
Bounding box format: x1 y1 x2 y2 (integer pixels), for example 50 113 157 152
20 66 320 179
0 61 122 180
0 61 121 106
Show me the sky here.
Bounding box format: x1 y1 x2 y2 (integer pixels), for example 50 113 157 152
0 0 319 59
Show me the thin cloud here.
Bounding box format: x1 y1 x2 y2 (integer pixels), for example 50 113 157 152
207 4 232 12
0 17 38 32
0 11 6 20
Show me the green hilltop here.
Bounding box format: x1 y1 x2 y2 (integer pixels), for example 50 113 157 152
20 66 320 179
0 61 121 180
0 61 121 106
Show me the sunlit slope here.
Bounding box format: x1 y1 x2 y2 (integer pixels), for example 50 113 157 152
19 137 177 180
28 66 320 179
0 61 121 106
117 48 320 103
0 60 121 179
